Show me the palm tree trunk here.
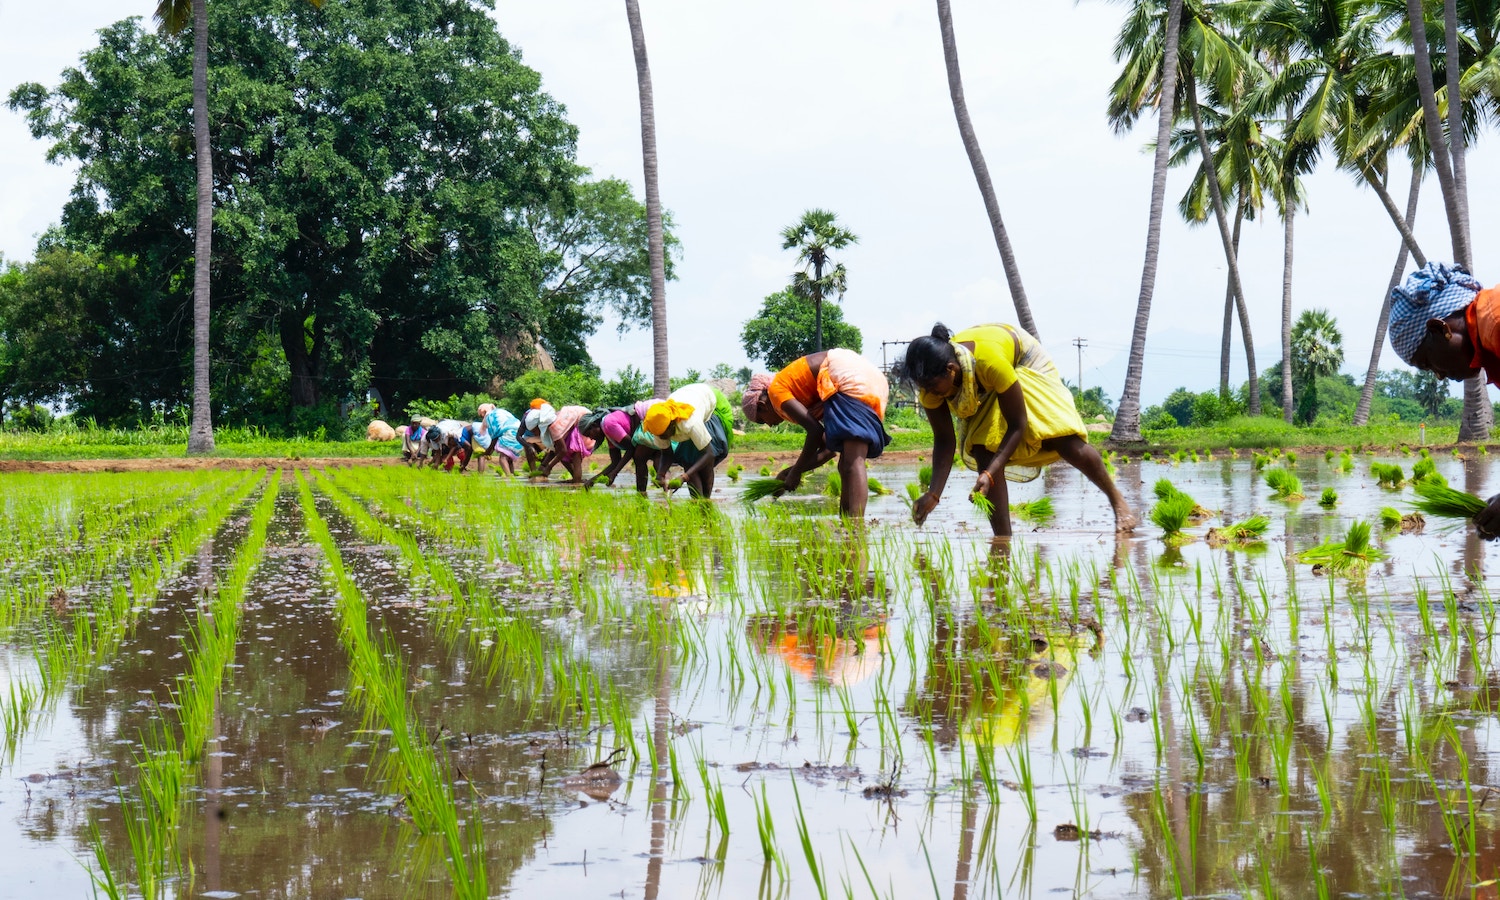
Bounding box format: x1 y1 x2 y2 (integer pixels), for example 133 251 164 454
1184 69 1259 415
813 258 824 351
187 0 215 454
1406 0 1470 268
1219 196 1244 400
1280 197 1295 423
1359 165 1426 266
1109 0 1185 445
1354 167 1421 426
934 0 1038 338
1444 0 1470 237
1407 0 1488 441
626 0 670 400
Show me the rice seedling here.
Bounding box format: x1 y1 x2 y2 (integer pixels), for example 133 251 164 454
904 482 922 504
1149 492 1195 544
917 465 932 490
742 477 787 504
824 471 842 498
727 464 743 482
1010 497 1053 524
1379 506 1403 530
759 464 773 476
866 476 891 495
970 492 996 518
1371 462 1404 487
1412 456 1437 482
1205 515 1269 546
1298 521 1385 573
1410 478 1487 521
1318 487 1338 509
1264 467 1304 500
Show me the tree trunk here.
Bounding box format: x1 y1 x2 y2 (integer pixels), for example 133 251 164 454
1359 165 1426 266
1185 69 1259 415
1354 167 1421 426
1280 197 1295 423
1407 0 1469 268
187 0 215 454
280 307 319 408
1219 195 1244 400
1109 0 1186 444
813 257 824 351
626 0 670 400
934 0 1038 338
1444 0 1470 237
1407 0 1488 441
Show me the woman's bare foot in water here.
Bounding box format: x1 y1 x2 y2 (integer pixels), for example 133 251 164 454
1113 504 1138 534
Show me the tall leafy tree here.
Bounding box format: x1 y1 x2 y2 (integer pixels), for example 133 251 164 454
933 0 1038 337
1109 0 1189 444
624 0 671 400
781 210 858 352
1354 165 1421 425
740 289 862 370
10 0 583 424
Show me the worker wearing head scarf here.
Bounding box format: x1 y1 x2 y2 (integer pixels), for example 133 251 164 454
578 404 659 493
741 348 892 518
642 383 733 498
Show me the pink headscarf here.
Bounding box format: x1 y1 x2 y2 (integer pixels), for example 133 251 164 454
740 373 776 424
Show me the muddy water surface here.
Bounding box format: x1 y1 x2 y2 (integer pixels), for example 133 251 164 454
1 454 1499 899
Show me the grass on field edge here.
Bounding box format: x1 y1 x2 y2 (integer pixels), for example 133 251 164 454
0 417 1476 461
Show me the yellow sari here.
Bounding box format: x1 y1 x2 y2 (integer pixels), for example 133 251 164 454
918 324 1085 482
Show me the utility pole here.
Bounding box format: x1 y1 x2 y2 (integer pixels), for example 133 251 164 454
1072 337 1087 392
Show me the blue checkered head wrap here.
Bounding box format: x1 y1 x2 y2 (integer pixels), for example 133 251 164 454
1389 262 1482 365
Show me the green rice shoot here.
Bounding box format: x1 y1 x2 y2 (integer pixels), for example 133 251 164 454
1379 506 1403 530
1011 497 1054 524
1410 479 1487 520
1264 468 1304 500
971 492 996 518
1298 521 1385 572
741 477 786 504
1150 492 1196 542
1318 487 1338 509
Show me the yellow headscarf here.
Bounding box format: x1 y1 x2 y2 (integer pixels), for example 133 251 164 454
643 399 693 437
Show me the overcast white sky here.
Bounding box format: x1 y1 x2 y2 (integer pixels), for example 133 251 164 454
2 0 1493 407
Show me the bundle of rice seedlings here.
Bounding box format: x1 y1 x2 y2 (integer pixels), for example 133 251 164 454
1190 449 1201 462
1153 478 1185 501
1338 451 1354 474
727 464 744 482
867 476 891 496
1378 506 1402 530
1251 452 1269 471
905 482 922 503
1142 451 1153 461
1206 515 1270 546
824 471 842 498
1370 462 1404 488
1481 445 1490 456
758 464 773 476
1265 468 1305 500
1011 497 1054 524
1318 487 1338 509
1172 449 1187 464
1411 479 1487 521
1298 521 1385 573
1411 457 1437 482
1452 446 1465 459
1285 451 1298 465
1150 492 1196 544
741 477 786 504
918 465 933 490
971 493 997 518
1399 445 1412 456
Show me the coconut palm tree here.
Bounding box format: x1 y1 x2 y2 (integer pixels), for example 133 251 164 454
1108 0 1190 444
624 0 670 399
781 210 858 352
1403 0 1488 440
154 0 216 453
155 0 321 453
1290 307 1343 424
1353 164 1421 426
933 0 1038 338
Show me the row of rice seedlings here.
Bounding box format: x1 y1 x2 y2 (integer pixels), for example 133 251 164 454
0 471 244 629
1 472 265 761
295 472 488 900
86 475 280 899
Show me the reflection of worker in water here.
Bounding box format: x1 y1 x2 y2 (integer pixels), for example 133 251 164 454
747 606 887 687
905 614 1086 748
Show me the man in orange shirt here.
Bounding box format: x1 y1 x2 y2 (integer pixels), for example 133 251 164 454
741 348 891 518
1391 262 1500 537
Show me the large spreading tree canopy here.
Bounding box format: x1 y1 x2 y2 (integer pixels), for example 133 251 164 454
5 0 662 427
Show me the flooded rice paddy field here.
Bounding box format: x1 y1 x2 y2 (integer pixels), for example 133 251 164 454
2 451 1500 899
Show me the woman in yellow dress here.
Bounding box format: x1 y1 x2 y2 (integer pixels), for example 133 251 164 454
899 323 1135 537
